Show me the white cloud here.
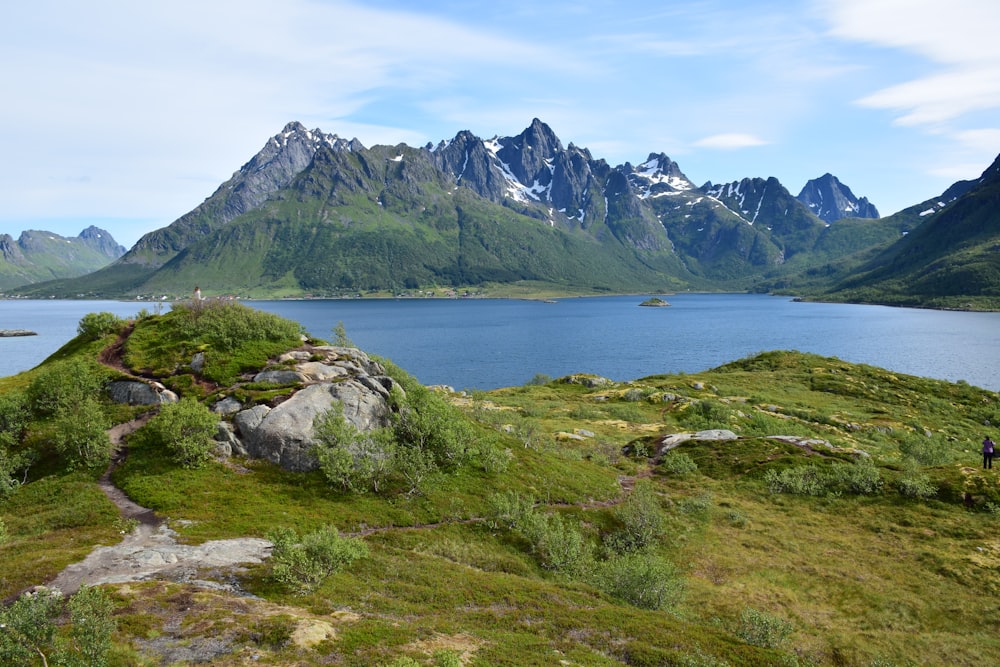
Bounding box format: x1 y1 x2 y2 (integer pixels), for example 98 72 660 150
693 134 769 150
820 0 1000 126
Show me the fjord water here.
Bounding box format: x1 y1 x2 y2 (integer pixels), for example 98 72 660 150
2 295 999 391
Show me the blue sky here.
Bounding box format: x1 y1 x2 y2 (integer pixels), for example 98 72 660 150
2 0 999 248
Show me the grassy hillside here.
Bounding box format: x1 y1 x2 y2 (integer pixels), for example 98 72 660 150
816 157 1000 310
2 307 1000 665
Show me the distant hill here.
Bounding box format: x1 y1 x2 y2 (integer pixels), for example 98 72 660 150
0 226 126 291
819 154 1000 309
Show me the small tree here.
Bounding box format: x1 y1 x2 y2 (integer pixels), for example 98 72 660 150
147 396 218 468
332 321 356 348
267 525 369 594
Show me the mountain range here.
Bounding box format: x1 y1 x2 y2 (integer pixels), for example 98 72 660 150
10 119 1000 308
0 226 126 291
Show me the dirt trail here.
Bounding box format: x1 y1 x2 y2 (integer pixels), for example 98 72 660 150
47 415 271 597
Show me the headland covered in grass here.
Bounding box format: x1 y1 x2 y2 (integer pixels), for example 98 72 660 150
2 300 1000 666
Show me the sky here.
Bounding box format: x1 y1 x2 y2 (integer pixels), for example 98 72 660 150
2 0 999 249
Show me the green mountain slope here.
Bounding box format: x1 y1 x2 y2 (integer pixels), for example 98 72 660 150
820 155 1000 309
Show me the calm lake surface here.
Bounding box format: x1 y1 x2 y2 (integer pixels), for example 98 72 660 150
0 294 1000 391
1 295 999 391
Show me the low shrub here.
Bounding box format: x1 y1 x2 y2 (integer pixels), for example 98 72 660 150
77 311 126 341
735 607 794 649
520 510 585 571
660 450 699 476
897 461 938 499
604 479 664 554
267 525 369 594
765 459 883 497
485 490 536 531
594 553 684 610
144 396 219 468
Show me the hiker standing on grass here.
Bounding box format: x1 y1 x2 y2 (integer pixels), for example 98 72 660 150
983 436 995 469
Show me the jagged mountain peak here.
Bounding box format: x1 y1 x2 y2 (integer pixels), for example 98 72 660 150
624 153 696 200
797 173 879 223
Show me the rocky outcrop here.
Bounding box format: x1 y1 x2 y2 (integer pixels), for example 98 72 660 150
229 346 401 472
107 380 179 405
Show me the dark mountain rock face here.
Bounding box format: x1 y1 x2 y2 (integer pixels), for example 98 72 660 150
797 173 879 223
121 122 357 267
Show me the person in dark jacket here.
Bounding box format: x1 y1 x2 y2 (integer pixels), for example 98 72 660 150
983 436 995 469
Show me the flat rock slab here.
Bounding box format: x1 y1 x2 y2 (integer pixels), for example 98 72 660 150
0 329 37 336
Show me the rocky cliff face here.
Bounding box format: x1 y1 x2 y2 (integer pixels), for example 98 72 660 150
122 122 359 267
797 173 880 223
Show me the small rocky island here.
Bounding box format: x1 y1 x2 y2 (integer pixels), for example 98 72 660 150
0 329 38 337
639 297 671 307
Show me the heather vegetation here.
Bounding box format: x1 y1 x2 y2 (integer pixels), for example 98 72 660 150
2 307 1000 665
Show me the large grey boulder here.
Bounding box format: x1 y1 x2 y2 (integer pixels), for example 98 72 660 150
107 381 178 405
253 369 307 385
233 379 394 472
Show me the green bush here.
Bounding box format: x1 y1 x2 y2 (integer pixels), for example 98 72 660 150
604 479 664 554
898 460 938 499
267 525 369 594
764 465 826 496
0 392 29 450
898 431 952 465
389 382 475 469
145 396 219 468
51 396 111 469
26 358 110 417
679 400 733 430
735 607 794 649
520 511 585 571
0 587 62 665
765 459 883 497
660 450 699 476
830 456 884 495
313 405 397 494
0 586 115 667
594 553 684 610
66 585 116 666
76 311 125 340
174 300 303 353
433 650 462 667
484 490 536 532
